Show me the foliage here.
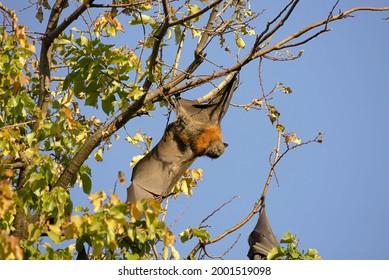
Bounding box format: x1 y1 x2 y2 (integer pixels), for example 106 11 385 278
0 0 387 260
267 232 322 260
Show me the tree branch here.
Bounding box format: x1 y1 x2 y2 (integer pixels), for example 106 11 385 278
255 6 389 59
0 1 17 31
90 0 151 9
256 0 300 48
46 0 95 41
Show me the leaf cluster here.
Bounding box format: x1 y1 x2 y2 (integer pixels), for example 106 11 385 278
267 232 322 260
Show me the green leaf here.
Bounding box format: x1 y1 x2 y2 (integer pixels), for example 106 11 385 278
80 35 88 46
81 173 92 195
281 232 294 243
192 228 210 243
267 247 285 260
174 26 182 45
85 92 99 108
40 0 52 9
26 132 36 146
35 6 44 23
94 148 104 162
102 94 116 115
188 5 201 22
74 206 85 212
179 228 191 243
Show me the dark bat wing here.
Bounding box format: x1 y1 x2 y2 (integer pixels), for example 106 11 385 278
126 129 196 203
247 205 280 260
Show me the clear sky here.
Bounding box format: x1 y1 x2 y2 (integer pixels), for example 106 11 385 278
5 0 389 260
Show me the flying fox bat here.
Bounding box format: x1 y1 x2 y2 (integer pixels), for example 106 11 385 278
247 205 280 260
126 73 239 203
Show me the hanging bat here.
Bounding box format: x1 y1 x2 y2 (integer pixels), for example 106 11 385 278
247 205 280 260
126 73 239 203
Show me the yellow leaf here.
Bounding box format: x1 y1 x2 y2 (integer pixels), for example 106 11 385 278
25 42 36 53
147 199 162 214
164 228 176 247
109 194 122 205
48 224 62 235
191 28 201 38
235 34 245 48
133 133 144 142
130 154 144 167
61 105 77 129
129 203 142 222
139 15 152 24
276 124 285 132
71 215 83 231
19 73 30 85
281 86 293 94
141 3 152 10
94 148 104 162
24 147 37 159
162 246 169 260
112 18 124 32
88 191 107 212
118 171 126 185
188 4 201 22
171 246 180 260
284 132 301 145
190 168 203 180
0 181 14 219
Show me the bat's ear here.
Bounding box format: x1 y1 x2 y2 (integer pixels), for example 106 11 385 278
223 142 228 148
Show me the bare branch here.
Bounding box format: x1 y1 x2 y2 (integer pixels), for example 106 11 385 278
202 234 240 259
199 195 239 229
172 27 187 77
187 130 322 259
255 6 389 59
2 162 27 170
161 0 170 19
196 72 238 103
141 4 170 92
90 0 152 9
46 0 95 41
0 1 17 31
257 0 300 48
0 120 37 131
195 1 222 55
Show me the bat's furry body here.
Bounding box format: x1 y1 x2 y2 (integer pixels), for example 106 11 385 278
126 75 238 203
247 205 280 260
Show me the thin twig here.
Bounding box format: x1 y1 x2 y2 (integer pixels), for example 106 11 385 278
200 233 241 260
199 195 239 229
0 120 37 130
172 27 187 77
90 1 151 8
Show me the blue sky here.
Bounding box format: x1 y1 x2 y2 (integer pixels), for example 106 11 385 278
5 0 389 259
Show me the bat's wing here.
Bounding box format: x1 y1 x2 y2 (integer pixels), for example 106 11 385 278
126 128 196 203
247 205 280 260
178 73 239 125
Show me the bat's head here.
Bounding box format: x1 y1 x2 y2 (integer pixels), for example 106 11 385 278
204 141 228 159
